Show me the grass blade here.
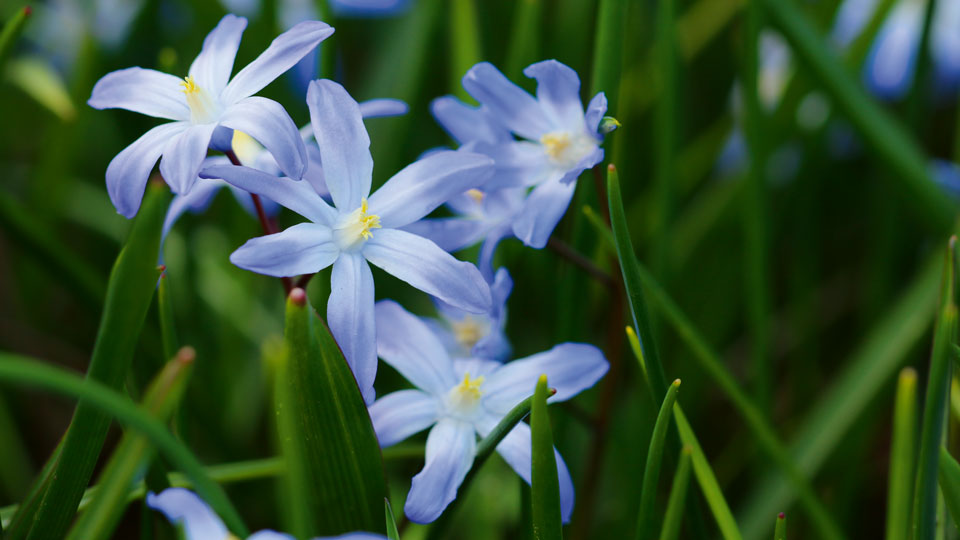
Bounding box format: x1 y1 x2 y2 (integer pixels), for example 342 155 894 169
448 0 482 100
531 375 562 540
939 448 960 527
913 238 958 540
0 353 247 536
887 368 919 540
674 406 742 540
590 0 628 101
0 5 30 74
774 513 786 540
65 348 195 540
659 446 692 540
651 0 677 281
385 499 400 540
276 288 387 536
11 181 170 540
636 379 681 540
760 0 956 234
157 271 179 362
504 0 542 81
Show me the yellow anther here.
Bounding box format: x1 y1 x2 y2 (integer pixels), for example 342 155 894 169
179 75 220 124
180 75 200 95
466 189 485 204
540 132 572 161
357 199 381 240
447 372 486 415
457 373 485 399
452 317 484 349
334 198 382 250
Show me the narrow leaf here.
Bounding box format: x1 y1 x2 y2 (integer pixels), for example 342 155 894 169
0 6 30 74
504 0 542 81
448 0 481 100
276 288 387 536
385 499 400 540
659 446 692 540
531 375 562 540
887 368 918 540
157 271 179 362
590 0 628 100
636 379 681 540
939 448 960 527
774 513 786 540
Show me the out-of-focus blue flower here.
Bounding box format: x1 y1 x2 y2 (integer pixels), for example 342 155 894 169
219 0 410 19
89 15 333 218
932 159 960 198
146 488 386 540
455 60 607 249
422 268 513 362
329 0 412 17
163 99 408 239
202 80 492 404
368 300 608 524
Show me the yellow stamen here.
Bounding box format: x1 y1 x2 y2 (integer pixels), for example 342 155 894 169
540 132 572 161
466 189 485 204
457 373 485 399
180 75 200 95
452 317 484 349
179 75 220 124
356 199 381 240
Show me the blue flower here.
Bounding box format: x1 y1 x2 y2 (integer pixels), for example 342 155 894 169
163 99 408 239
202 80 493 404
422 267 513 362
88 14 333 218
368 300 608 523
453 60 607 249
146 487 386 540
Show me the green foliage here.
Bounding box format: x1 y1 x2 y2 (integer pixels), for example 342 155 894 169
886 368 918 540
658 446 692 540
531 375 562 540
635 379 680 540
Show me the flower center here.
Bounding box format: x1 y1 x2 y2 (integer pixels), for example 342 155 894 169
181 76 221 124
231 130 264 166
466 189 485 204
447 372 485 416
539 130 596 168
452 316 486 350
333 199 381 251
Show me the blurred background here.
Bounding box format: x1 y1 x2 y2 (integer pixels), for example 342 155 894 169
2 0 960 538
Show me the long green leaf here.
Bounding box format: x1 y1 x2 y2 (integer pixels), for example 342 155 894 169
659 446 692 540
651 0 677 282
385 499 400 540
760 0 956 234
504 0 542 81
10 182 170 540
774 513 786 540
0 5 30 74
0 353 247 535
66 348 195 540
887 368 918 540
636 379 681 540
939 448 960 527
157 271 179 362
448 0 481 100
531 375 562 540
913 239 958 540
674 406 742 540
277 288 387 536
590 0 628 101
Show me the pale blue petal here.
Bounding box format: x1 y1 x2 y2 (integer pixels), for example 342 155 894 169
230 223 338 277
328 254 377 404
302 145 330 198
146 488 229 540
368 389 439 446
932 0 960 88
329 0 411 17
162 177 223 239
472 268 512 361
222 20 334 104
478 224 513 283
159 123 218 195
363 229 492 313
476 418 575 523
359 98 409 118
451 357 502 380
318 534 389 540
106 122 188 218
374 300 457 395
462 62 553 140
831 0 879 47
188 14 247 96
482 343 608 414
368 151 494 228
220 96 307 179
430 96 511 145
584 92 608 135
307 80 373 209
248 531 295 540
200 164 337 224
404 419 476 524
933 159 960 198
863 3 921 101
470 140 550 189
401 218 488 253
88 67 190 121
523 60 585 130
511 176 578 249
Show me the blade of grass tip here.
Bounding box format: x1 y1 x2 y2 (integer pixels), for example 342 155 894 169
636 379 682 540
887 368 919 540
673 406 743 540
448 0 481 100
659 446 692 540
10 182 171 540
761 0 956 234
531 375 562 540
0 5 31 73
385 499 400 540
427 390 550 540
629 260 844 539
504 0 542 81
913 238 958 540
626 326 649 385
157 271 179 362
740 0 772 414
939 448 960 526
0 353 248 536
607 164 668 400
66 347 195 540
774 513 786 540
739 251 942 540
651 0 678 283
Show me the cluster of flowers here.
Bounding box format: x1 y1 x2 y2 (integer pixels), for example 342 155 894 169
88 14 613 539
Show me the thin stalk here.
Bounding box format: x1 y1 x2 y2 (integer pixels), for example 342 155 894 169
887 368 918 540
636 379 682 540
658 446 693 540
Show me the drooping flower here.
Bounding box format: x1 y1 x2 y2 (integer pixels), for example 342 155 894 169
146 488 386 540
368 300 609 524
422 267 513 362
454 60 608 249
88 14 333 218
202 80 493 404
163 99 409 239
